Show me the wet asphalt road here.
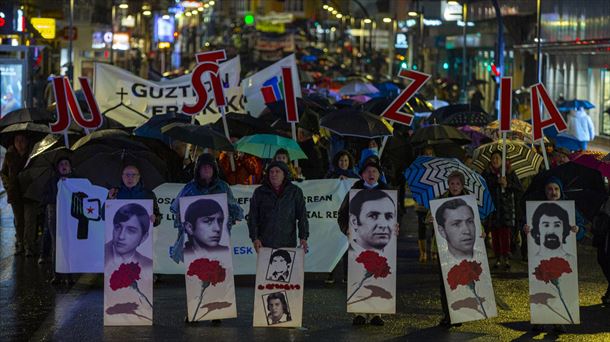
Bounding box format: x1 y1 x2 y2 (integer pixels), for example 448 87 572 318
1 209 609 342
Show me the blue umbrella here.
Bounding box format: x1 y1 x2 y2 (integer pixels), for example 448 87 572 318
553 133 583 152
557 99 595 112
134 113 191 144
404 156 495 219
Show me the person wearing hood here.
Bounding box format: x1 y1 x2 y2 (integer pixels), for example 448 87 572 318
247 161 309 252
482 151 523 270
107 165 162 227
358 147 388 184
566 107 595 150
170 154 244 264
40 156 73 284
325 150 359 179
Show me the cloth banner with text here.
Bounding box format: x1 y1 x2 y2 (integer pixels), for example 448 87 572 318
93 57 243 127
430 195 497 324
253 247 304 327
56 178 108 273
104 199 154 326
347 189 397 314
527 201 580 325
180 194 237 322
152 179 353 275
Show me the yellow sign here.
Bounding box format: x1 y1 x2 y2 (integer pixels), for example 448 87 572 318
31 18 56 39
158 42 171 49
255 21 285 34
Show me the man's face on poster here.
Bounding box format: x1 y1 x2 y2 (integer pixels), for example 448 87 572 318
439 205 476 257
188 212 224 248
268 298 284 320
352 197 395 250
269 256 290 280
113 215 147 255
538 214 564 250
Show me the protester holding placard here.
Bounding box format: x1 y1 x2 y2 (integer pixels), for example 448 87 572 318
247 161 309 252
108 165 162 227
170 154 243 264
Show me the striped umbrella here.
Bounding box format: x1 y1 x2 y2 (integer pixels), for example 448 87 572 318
471 140 543 179
404 156 495 219
481 119 549 145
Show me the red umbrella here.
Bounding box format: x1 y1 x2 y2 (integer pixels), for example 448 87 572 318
570 151 610 177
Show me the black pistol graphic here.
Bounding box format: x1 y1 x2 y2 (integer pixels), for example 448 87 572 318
71 192 102 239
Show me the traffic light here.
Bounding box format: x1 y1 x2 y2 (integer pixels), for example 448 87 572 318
244 13 254 25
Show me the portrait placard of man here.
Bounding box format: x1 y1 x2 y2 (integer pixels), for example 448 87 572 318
349 189 397 253
183 198 228 254
264 291 292 325
530 202 574 258
434 198 477 260
105 203 152 269
266 249 295 282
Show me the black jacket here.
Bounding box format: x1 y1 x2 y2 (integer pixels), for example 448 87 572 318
482 167 523 229
1 147 28 203
337 179 391 235
248 161 309 248
113 182 162 227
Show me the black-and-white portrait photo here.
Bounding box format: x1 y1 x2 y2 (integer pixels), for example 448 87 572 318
348 189 397 253
105 202 152 269
263 291 292 325
265 249 296 283
183 198 229 255
530 202 574 258
434 197 477 260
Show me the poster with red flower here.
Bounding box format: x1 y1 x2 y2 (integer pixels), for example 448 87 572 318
180 194 237 322
430 195 497 324
347 189 397 314
104 199 154 326
526 201 580 324
253 247 305 327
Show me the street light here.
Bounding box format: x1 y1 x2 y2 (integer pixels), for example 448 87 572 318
209 0 215 5
363 18 372 24
327 7 334 12
332 10 338 15
142 10 151 16
323 4 329 9
162 14 170 20
336 13 343 19
408 11 418 17
382 17 392 23
118 3 128 9
198 7 204 12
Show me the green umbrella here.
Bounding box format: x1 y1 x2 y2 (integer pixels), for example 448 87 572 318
234 134 307 160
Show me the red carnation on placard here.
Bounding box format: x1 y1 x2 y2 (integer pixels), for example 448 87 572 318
447 260 483 290
109 262 152 310
533 257 572 284
446 260 487 318
187 258 227 322
533 257 574 324
347 250 392 303
110 262 141 290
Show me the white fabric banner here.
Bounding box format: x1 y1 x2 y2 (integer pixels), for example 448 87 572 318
153 179 353 275
347 189 397 314
56 178 108 273
241 54 301 117
527 201 580 324
430 195 497 324
93 57 243 127
252 247 304 327
180 194 237 322
103 200 154 326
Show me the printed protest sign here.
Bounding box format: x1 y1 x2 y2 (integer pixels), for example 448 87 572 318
180 194 237 322
527 201 580 324
347 189 397 314
104 200 154 326
430 195 497 324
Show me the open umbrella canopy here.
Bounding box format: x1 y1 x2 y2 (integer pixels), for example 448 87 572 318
161 123 234 151
458 125 493 147
71 129 148 151
0 108 55 129
134 113 191 144
410 124 471 146
320 108 393 139
442 111 490 127
523 161 606 221
19 146 72 201
234 134 307 160
404 156 495 219
339 81 379 96
481 119 549 145
0 122 51 148
427 98 449 110
569 151 610 177
429 104 487 124
210 112 275 138
557 99 595 112
471 140 543 179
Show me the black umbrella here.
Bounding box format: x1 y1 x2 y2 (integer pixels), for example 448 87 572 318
132 136 185 182
211 112 275 138
28 134 81 159
133 113 191 144
429 104 488 124
71 129 148 151
410 124 471 146
320 108 393 138
265 100 322 133
523 162 607 221
19 147 72 201
0 108 55 129
0 122 51 148
161 123 234 151
442 111 490 127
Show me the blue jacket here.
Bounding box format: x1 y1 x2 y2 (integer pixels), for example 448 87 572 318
114 182 162 227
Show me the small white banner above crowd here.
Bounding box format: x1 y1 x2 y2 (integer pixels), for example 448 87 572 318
430 195 498 324
56 178 108 273
104 199 154 326
252 247 304 327
153 179 353 275
527 201 580 325
347 189 397 314
93 56 243 127
180 194 237 322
